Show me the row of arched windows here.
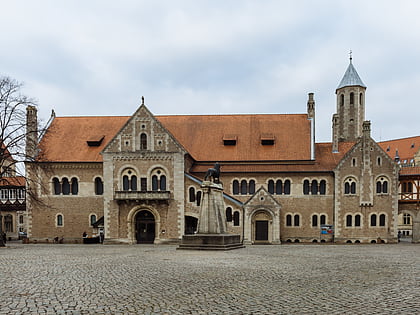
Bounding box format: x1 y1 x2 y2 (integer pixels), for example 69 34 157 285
345 213 387 227
344 177 389 195
226 207 240 226
339 92 363 106
121 168 167 192
303 180 326 195
232 180 255 195
285 213 329 227
53 177 79 195
268 180 291 195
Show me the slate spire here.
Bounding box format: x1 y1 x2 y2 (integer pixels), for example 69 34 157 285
336 54 366 90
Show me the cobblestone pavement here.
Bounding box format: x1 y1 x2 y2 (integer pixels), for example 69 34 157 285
1 243 419 314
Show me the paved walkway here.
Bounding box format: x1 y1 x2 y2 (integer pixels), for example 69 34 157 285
1 243 419 314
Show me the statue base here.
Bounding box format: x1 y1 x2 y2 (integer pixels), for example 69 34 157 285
177 234 245 251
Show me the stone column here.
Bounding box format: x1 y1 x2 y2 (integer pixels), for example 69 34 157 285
197 181 226 234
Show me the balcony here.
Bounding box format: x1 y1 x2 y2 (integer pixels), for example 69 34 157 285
114 190 170 202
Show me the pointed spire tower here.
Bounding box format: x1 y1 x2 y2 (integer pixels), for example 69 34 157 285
333 52 367 143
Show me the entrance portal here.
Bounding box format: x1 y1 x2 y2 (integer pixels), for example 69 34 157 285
185 216 198 235
135 210 155 244
255 220 269 241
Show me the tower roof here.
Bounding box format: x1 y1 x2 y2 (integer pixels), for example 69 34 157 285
337 58 366 90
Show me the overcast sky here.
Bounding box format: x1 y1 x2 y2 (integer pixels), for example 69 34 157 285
1 0 419 142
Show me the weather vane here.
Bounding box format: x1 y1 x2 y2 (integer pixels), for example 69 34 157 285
349 50 353 62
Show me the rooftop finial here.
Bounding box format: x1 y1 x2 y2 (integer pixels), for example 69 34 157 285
141 96 145 105
349 50 353 63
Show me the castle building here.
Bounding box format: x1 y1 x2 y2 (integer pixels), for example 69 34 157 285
26 59 411 244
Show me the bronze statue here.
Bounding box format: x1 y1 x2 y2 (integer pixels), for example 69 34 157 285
204 162 220 183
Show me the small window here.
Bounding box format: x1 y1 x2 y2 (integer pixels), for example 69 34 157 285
261 134 275 145
286 214 292 227
403 213 411 225
53 178 61 195
350 92 354 105
57 214 63 227
340 94 344 106
62 178 70 195
152 175 158 191
223 135 237 146
131 175 137 191
196 191 202 206
249 180 255 195
140 133 147 150
312 215 318 227
19 215 24 224
346 215 352 227
319 180 326 195
355 214 361 227
233 180 239 195
226 207 232 222
284 180 291 195
159 175 166 191
71 177 78 195
268 180 274 194
379 214 386 227
233 211 240 226
320 215 326 225
123 175 130 191
311 180 318 195
303 180 310 195
276 180 282 195
189 187 196 202
371 214 377 227
294 214 300 227
240 180 247 195
90 214 97 226
95 177 104 195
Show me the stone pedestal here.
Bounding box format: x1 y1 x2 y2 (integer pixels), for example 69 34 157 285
178 181 244 250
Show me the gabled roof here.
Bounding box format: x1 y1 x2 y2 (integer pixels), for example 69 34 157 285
37 116 130 162
337 59 366 90
38 113 313 163
379 136 420 162
157 114 312 161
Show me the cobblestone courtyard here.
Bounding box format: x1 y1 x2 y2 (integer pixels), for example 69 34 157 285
1 243 419 314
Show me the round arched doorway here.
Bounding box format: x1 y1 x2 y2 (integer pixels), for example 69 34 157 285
252 210 272 244
135 210 155 244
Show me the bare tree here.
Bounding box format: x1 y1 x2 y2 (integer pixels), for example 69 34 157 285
0 76 38 246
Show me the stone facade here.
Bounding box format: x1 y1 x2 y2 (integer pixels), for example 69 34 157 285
25 60 409 245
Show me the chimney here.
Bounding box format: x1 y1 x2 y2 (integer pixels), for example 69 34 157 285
332 114 339 153
362 120 371 139
26 105 38 160
307 93 316 160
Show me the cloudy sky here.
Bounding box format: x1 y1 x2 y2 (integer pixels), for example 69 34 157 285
1 0 419 142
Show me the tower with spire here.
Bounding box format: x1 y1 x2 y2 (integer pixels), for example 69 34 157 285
333 53 367 146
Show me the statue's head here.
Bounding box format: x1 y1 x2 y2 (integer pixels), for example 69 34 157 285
215 162 220 170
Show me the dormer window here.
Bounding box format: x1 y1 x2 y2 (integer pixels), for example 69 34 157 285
261 134 275 145
223 135 237 146
87 136 104 147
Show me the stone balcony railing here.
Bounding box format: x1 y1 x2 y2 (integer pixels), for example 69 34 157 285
114 190 171 201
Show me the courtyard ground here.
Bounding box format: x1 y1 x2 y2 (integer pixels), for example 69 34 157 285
0 242 419 314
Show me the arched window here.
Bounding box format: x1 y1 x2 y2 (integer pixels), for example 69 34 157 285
376 177 389 194
311 180 318 195
303 180 310 195
71 177 78 195
152 175 158 191
355 214 361 227
319 180 326 195
57 214 63 227
350 92 354 105
377 157 382 166
90 214 97 226
340 94 344 106
371 214 377 227
53 177 61 195
240 180 247 195
359 93 363 105
130 175 137 191
140 133 147 150
189 187 196 202
233 211 240 226
62 178 70 195
351 182 356 194
284 180 291 195
379 214 386 227
196 191 202 206
226 207 232 222
249 180 255 194
286 214 292 227
268 180 274 194
275 180 282 195
95 177 104 195
312 215 318 227
320 214 326 225
160 175 166 191
346 215 352 227
19 215 24 224
294 214 300 226
123 175 130 191
233 180 239 195
344 178 356 195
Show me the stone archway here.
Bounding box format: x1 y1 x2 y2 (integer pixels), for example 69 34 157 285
398 207 420 243
251 210 273 244
127 206 161 244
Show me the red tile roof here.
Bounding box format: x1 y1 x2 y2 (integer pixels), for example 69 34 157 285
379 136 420 162
0 176 25 187
38 113 313 163
157 114 312 161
